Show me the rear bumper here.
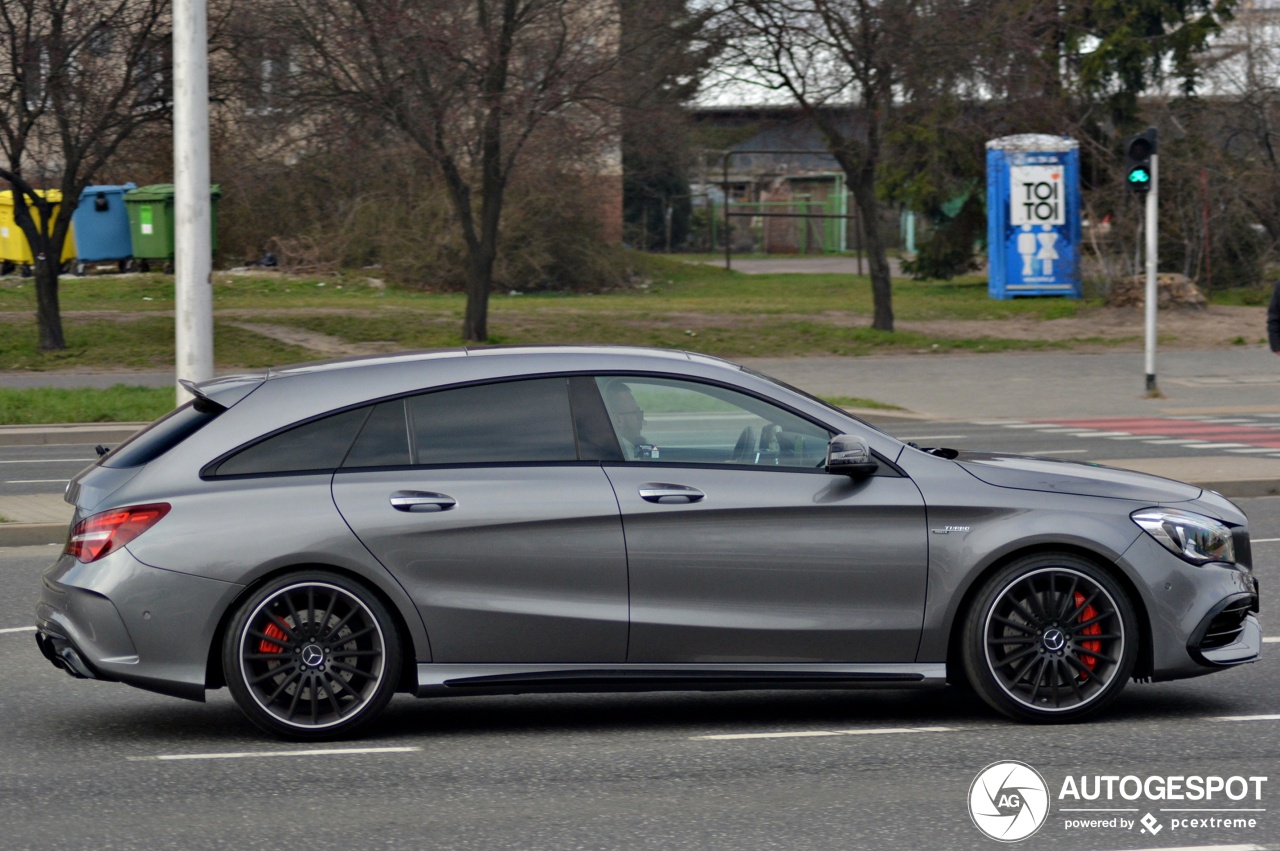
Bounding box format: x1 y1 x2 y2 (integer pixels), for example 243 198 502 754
36 547 244 702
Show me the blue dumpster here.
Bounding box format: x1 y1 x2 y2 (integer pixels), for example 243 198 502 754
72 183 136 274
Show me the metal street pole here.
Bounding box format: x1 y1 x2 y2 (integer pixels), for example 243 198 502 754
1143 153 1159 394
173 0 213 404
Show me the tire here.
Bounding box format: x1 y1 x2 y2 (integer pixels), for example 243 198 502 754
138 260 150 273
223 571 401 739
961 553 1137 723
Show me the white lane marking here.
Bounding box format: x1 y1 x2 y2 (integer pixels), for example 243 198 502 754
1037 427 1096 433
1226 448 1280 453
896 435 968 441
0 626 36 635
1003 423 1053 429
1252 538 1280 542
129 746 421 761
1187 443 1253 450
5 479 67 484
1265 637 1280 643
973 419 1025 425
1073 431 1132 438
1211 714 1280 721
691 726 955 741
1095 845 1264 851
0 459 94 464
1144 439 1209 445
1028 449 1088 455
1106 434 1167 440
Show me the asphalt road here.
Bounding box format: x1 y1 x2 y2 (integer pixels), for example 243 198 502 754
1 499 1277 850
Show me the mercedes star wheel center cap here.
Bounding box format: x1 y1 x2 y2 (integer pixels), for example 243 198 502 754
1042 628 1066 652
302 644 325 667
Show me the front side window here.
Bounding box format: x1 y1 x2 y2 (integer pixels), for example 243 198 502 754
594 377 830 468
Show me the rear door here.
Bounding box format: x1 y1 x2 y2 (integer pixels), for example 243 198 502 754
332 378 629 663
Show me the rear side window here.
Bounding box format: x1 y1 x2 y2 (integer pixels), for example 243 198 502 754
210 407 371 476
101 400 222 469
404 378 576 465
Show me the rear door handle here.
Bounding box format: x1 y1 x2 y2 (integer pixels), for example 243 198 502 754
389 491 457 512
638 483 705 504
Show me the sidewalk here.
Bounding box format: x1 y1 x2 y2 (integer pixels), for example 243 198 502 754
4 348 1280 546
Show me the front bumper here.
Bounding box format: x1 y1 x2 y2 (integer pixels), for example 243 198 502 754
1121 532 1262 681
36 547 244 701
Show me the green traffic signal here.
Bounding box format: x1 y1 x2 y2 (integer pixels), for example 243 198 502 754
1127 166 1152 193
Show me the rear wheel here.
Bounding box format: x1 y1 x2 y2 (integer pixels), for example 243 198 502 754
223 571 401 739
962 554 1137 722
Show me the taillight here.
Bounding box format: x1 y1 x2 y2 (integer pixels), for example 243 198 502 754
65 503 171 564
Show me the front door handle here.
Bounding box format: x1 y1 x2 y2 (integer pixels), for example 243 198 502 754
638 483 705 504
389 491 457 512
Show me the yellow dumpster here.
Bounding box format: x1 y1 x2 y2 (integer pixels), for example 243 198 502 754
0 190 77 271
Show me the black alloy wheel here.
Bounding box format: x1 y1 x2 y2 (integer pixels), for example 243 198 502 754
962 554 1137 722
223 571 401 739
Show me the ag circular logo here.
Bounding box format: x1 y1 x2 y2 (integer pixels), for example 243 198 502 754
969 761 1050 842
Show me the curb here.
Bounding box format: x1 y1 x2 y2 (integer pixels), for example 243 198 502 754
0 423 144 447
0 523 66 548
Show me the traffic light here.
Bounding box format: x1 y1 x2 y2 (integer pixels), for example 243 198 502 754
1124 128 1157 193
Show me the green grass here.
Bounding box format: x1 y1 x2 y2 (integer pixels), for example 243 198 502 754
0 316 312 370
0 255 1158 371
0 385 175 424
821 395 906 411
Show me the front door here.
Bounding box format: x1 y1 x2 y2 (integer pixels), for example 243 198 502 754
594 376 928 664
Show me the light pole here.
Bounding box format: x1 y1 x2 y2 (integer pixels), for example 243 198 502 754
173 0 213 404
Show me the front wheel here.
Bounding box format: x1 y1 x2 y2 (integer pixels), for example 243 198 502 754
223 571 401 739
962 554 1137 723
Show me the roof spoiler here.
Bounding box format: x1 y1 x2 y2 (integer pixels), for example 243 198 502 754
179 379 228 413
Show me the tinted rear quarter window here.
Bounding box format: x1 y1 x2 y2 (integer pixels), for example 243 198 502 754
211 407 371 476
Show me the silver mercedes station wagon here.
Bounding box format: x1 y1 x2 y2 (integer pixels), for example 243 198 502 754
35 347 1261 738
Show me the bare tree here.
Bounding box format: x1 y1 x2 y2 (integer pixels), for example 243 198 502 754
0 0 171 350
274 0 622 342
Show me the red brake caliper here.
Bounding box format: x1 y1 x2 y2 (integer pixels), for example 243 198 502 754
1074 591 1101 677
259 621 288 654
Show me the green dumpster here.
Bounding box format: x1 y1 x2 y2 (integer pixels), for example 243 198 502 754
124 184 222 272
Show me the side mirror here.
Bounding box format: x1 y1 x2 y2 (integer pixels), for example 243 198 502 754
826 434 879 477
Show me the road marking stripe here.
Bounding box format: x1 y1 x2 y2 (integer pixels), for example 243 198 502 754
0 626 36 635
1144 439 1208 445
1265 637 1280 643
129 746 421 761
5 479 67 484
0 459 93 464
1095 845 1263 851
896 435 969 441
1028 449 1088 455
691 726 955 741
1210 714 1280 721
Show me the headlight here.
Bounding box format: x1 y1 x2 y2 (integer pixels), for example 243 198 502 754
1131 508 1235 565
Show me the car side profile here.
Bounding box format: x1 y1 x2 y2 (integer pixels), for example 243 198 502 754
35 347 1261 738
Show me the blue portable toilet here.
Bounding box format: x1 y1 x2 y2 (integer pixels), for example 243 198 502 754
986 135 1081 299
72 183 137 274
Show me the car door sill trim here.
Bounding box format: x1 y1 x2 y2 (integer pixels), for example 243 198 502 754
415 663 946 696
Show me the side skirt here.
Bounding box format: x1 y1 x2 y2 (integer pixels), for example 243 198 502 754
415 662 947 698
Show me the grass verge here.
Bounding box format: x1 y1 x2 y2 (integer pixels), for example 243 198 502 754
0 385 175 424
